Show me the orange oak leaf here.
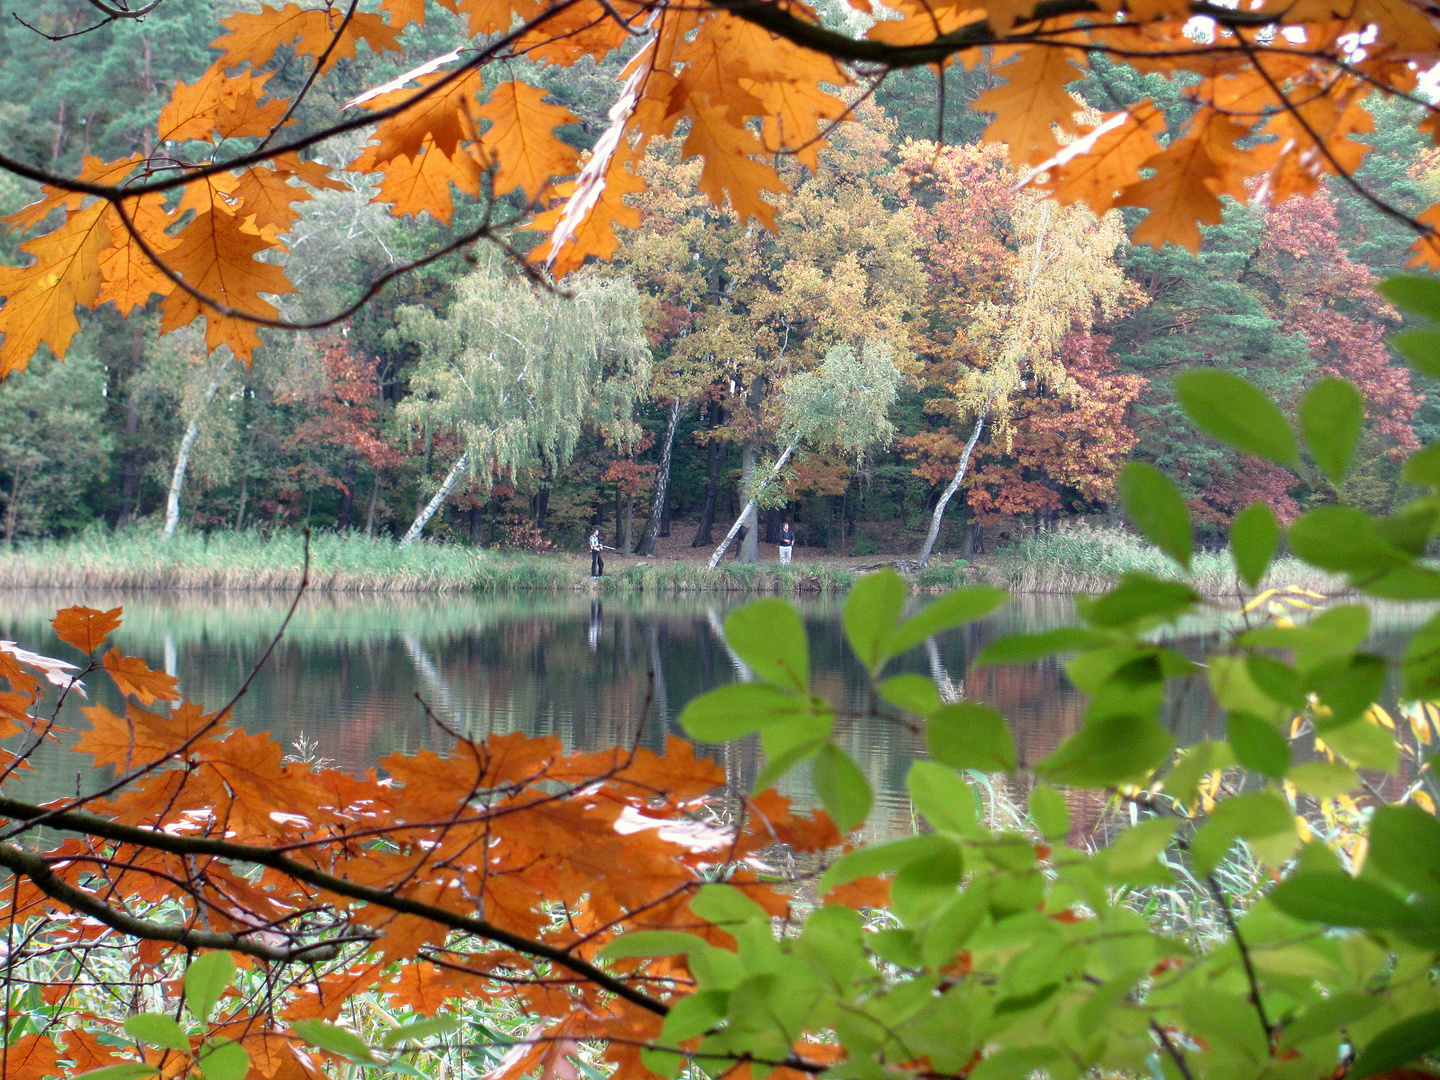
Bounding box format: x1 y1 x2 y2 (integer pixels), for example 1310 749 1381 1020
525 141 647 276
157 63 291 143
972 45 1089 167
51 605 123 654
1409 200 1440 269
77 699 217 771
212 4 403 73
382 0 428 29
1116 110 1252 251
668 16 768 123
680 100 786 229
273 152 350 192
440 0 542 36
1 154 141 234
158 207 298 363
372 139 482 222
350 68 485 170
103 648 182 706
476 81 581 202
234 163 317 234
867 0 987 47
512 0 635 65
1039 101 1166 212
0 201 111 377
99 192 180 316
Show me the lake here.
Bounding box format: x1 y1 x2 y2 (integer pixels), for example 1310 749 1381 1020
0 588 1428 840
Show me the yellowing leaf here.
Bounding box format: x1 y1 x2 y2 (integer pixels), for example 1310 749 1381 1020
51 606 123 654
350 68 485 171
1040 102 1165 212
476 81 581 202
159 208 297 364
234 164 317 234
103 649 181 706
157 63 290 143
213 4 403 73
372 139 482 223
680 101 786 229
0 201 111 377
525 142 646 276
970 45 1088 166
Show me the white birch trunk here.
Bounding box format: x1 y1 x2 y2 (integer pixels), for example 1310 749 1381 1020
163 355 232 540
916 389 996 567
400 451 470 548
707 441 796 569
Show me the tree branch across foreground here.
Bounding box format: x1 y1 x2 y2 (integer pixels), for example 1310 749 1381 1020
0 795 669 1015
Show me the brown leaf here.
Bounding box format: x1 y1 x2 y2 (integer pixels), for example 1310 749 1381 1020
103 648 181 706
51 605 123 654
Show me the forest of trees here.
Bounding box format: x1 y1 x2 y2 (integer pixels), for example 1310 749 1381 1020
0 1 1434 560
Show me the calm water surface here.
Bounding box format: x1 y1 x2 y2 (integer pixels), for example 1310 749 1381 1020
0 589 1429 838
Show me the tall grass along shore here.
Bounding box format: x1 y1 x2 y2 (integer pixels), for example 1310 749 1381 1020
984 522 1343 596
0 523 1344 596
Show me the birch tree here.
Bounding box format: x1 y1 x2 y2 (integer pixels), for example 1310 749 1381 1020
396 257 650 546
709 341 903 566
915 192 1135 565
162 347 236 540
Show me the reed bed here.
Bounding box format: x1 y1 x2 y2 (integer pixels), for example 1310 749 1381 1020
983 522 1343 597
0 528 503 593
598 560 858 594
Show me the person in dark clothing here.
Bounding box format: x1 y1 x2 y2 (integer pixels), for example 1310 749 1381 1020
589 529 605 577
778 521 795 564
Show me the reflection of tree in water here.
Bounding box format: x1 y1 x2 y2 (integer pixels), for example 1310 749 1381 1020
5 591 1433 839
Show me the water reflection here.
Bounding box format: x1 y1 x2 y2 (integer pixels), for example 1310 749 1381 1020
0 588 1431 840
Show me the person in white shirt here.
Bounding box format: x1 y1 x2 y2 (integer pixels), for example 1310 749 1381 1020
589 529 605 577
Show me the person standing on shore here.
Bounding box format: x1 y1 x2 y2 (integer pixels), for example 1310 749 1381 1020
589 528 605 578
778 521 795 564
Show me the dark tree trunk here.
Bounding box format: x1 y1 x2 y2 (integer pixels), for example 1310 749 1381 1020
533 487 550 528
365 477 380 538
118 319 146 524
763 505 781 544
691 404 725 547
470 503 484 544
337 459 356 528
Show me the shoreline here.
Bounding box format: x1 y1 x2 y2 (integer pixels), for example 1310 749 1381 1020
0 527 1341 598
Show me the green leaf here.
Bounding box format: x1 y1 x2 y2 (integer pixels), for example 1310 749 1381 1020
71 1067 161 1080
379 1016 461 1047
678 683 809 743
1404 611 1440 699
1351 1008 1440 1079
878 674 941 715
844 568 907 674
660 990 730 1043
1278 992 1380 1051
1036 714 1174 788
812 744 871 833
1077 574 1199 630
1305 654 1387 728
599 930 708 959
818 834 956 893
1230 501 1280 589
1163 739 1234 807
888 586 1008 658
753 734 827 792
1117 461 1192 569
1288 505 1407 574
1226 711 1290 779
1402 441 1440 486
689 884 771 926
1299 377 1363 483
1320 716 1399 772
1269 872 1417 932
1028 784 1069 840
1285 762 1359 799
921 885 990 966
925 702 1016 773
1391 328 1440 380
1379 274 1440 321
890 844 963 925
907 760 978 835
1190 789 1297 875
1174 370 1299 467
196 1040 249 1080
123 1014 190 1054
968 1046 1060 1080
1105 817 1177 882
291 1020 379 1065
1369 803 1440 899
183 951 235 1025
724 599 808 691
975 627 1110 665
